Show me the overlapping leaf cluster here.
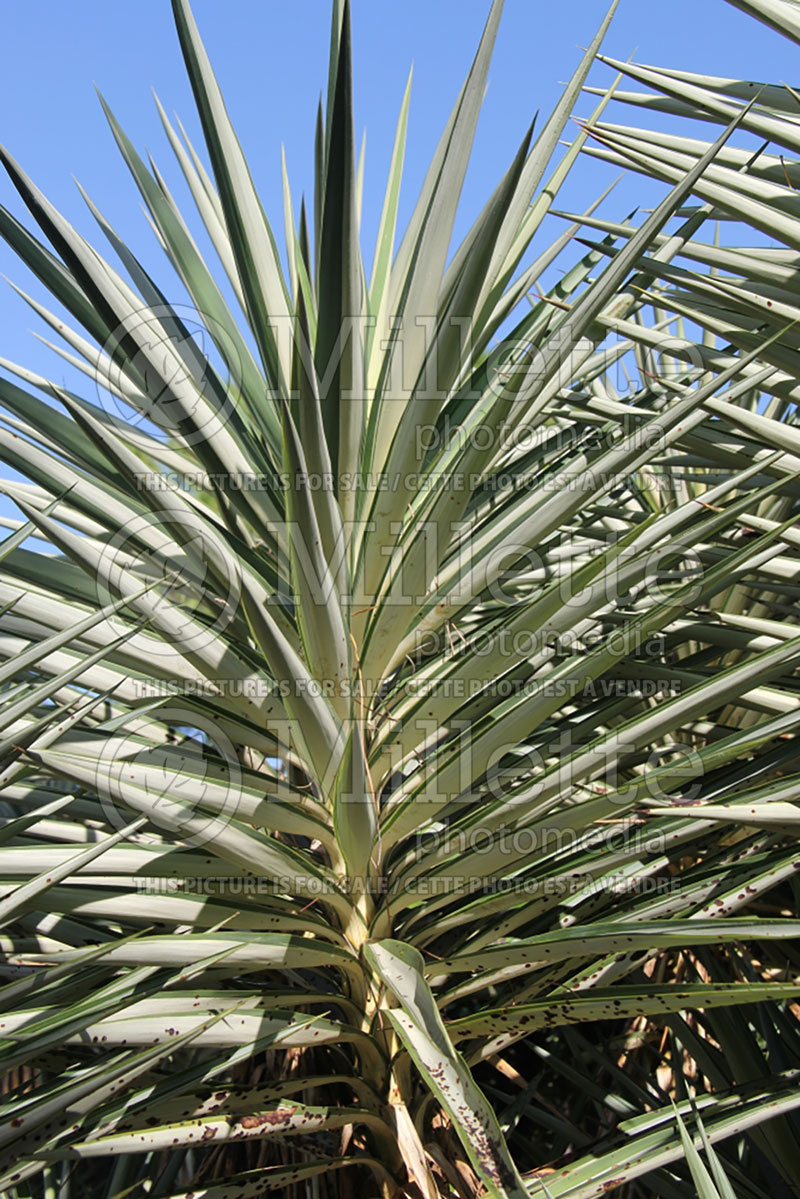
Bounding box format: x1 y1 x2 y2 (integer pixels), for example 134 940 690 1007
0 0 798 1195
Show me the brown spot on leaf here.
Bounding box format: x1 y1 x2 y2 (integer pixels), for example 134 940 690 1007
239 1109 297 1129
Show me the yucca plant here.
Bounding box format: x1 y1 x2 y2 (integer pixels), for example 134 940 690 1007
0 0 799 1195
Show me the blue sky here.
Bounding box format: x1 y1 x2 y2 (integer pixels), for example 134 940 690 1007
2 4 793 274
0 0 796 525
